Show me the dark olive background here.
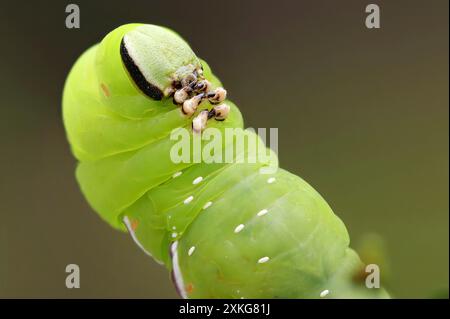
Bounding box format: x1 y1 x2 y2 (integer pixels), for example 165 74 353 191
0 0 448 298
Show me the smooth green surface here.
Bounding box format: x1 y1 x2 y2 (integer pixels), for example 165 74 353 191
63 24 389 298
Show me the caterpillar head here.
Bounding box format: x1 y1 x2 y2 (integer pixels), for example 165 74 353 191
120 25 229 128
120 25 203 100
95 24 229 125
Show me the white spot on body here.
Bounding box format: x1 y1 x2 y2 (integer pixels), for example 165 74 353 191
173 171 182 178
184 195 194 204
234 224 245 233
258 256 270 264
193 176 203 185
203 201 212 210
320 289 330 298
172 232 178 238
188 246 196 256
267 177 276 184
257 209 268 217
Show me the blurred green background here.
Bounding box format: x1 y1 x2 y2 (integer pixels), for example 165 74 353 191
0 0 448 298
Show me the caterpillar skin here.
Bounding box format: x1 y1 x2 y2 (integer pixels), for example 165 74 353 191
62 24 389 298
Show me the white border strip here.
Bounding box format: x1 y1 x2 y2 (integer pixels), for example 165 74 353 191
170 241 188 299
123 216 155 259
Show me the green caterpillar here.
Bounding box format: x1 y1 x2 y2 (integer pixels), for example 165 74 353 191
62 23 389 299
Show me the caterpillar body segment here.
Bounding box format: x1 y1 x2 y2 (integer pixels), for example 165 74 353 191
62 24 389 299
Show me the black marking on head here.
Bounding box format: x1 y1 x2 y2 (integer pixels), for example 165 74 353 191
120 38 164 100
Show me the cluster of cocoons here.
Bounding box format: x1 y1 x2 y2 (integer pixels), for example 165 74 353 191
172 72 229 133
